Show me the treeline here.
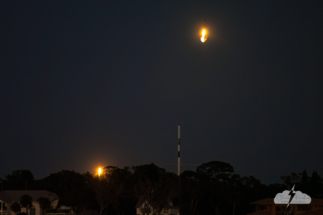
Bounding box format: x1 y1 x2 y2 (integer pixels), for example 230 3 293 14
0 161 322 215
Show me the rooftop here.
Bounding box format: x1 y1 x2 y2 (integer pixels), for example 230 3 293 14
251 198 323 205
0 190 59 203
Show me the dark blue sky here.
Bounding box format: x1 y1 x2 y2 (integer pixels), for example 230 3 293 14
1 1 322 184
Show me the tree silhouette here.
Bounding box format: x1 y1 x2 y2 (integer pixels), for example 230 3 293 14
37 197 51 215
309 171 322 198
10 202 21 215
37 170 92 214
5 170 34 190
280 172 300 189
3 161 321 215
20 195 32 215
133 163 171 215
85 167 114 215
152 172 178 215
196 161 234 181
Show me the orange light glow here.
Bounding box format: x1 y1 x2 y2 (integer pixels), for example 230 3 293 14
200 28 208 43
98 167 102 177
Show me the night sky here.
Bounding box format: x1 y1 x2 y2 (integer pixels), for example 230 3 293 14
1 1 323 184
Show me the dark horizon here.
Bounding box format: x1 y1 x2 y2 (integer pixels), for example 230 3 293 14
1 1 323 184
1 160 321 186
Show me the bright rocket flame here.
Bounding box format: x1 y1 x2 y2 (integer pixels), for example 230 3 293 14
98 167 102 177
201 28 207 43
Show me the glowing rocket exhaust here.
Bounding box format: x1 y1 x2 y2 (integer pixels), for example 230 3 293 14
201 28 207 42
98 167 102 177
200 18 208 43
